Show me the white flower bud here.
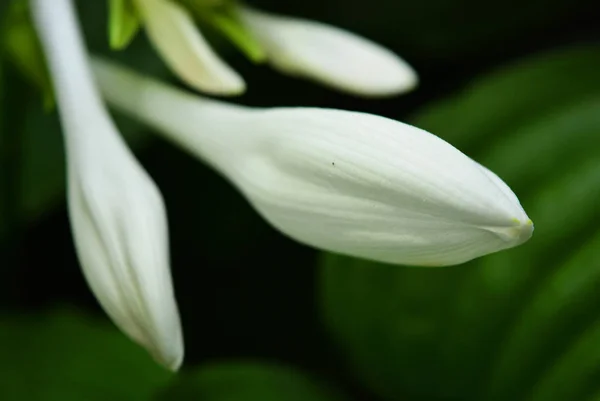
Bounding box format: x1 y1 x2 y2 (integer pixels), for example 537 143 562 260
31 0 183 369
237 5 418 97
134 0 245 95
93 58 533 267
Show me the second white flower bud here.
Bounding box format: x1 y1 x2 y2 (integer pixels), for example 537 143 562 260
93 58 533 267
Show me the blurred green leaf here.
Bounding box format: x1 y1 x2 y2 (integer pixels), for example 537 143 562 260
2 0 54 110
159 362 346 401
0 307 173 401
320 44 600 401
485 228 600 401
320 256 465 400
108 0 142 50
524 316 600 401
0 37 5 241
478 100 600 197
410 45 600 156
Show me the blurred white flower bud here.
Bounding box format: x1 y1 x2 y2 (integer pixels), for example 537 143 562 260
31 0 184 369
134 0 246 95
237 5 418 97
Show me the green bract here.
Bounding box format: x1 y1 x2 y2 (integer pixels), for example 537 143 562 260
179 0 267 63
108 0 141 50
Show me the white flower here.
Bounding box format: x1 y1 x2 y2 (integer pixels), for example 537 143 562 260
237 5 418 97
31 0 183 369
92 58 533 267
134 0 245 95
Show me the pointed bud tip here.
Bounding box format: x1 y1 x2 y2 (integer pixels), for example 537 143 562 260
199 75 247 97
162 353 184 372
514 218 534 244
146 337 184 372
486 217 534 247
372 64 419 97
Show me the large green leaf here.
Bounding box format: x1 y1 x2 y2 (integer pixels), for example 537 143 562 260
0 308 173 401
158 362 347 401
321 256 466 400
320 44 600 401
485 229 600 401
524 316 600 401
410 45 600 155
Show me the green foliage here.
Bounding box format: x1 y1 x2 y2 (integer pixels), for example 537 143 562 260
2 0 54 110
410 46 600 157
320 44 600 401
159 362 346 401
486 229 600 401
0 308 173 401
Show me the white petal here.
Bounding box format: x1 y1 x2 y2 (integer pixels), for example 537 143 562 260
237 5 417 97
31 0 183 369
93 59 533 267
134 0 245 95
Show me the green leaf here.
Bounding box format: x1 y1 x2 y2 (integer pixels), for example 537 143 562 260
0 307 173 401
410 45 600 156
108 0 142 50
319 44 600 401
158 362 346 401
0 36 6 242
320 255 466 400
524 316 600 401
477 100 600 197
485 227 600 401
2 0 54 110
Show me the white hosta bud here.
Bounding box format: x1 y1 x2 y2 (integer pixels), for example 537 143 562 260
134 0 245 95
31 0 183 369
237 5 418 97
65 133 184 370
93 59 533 267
